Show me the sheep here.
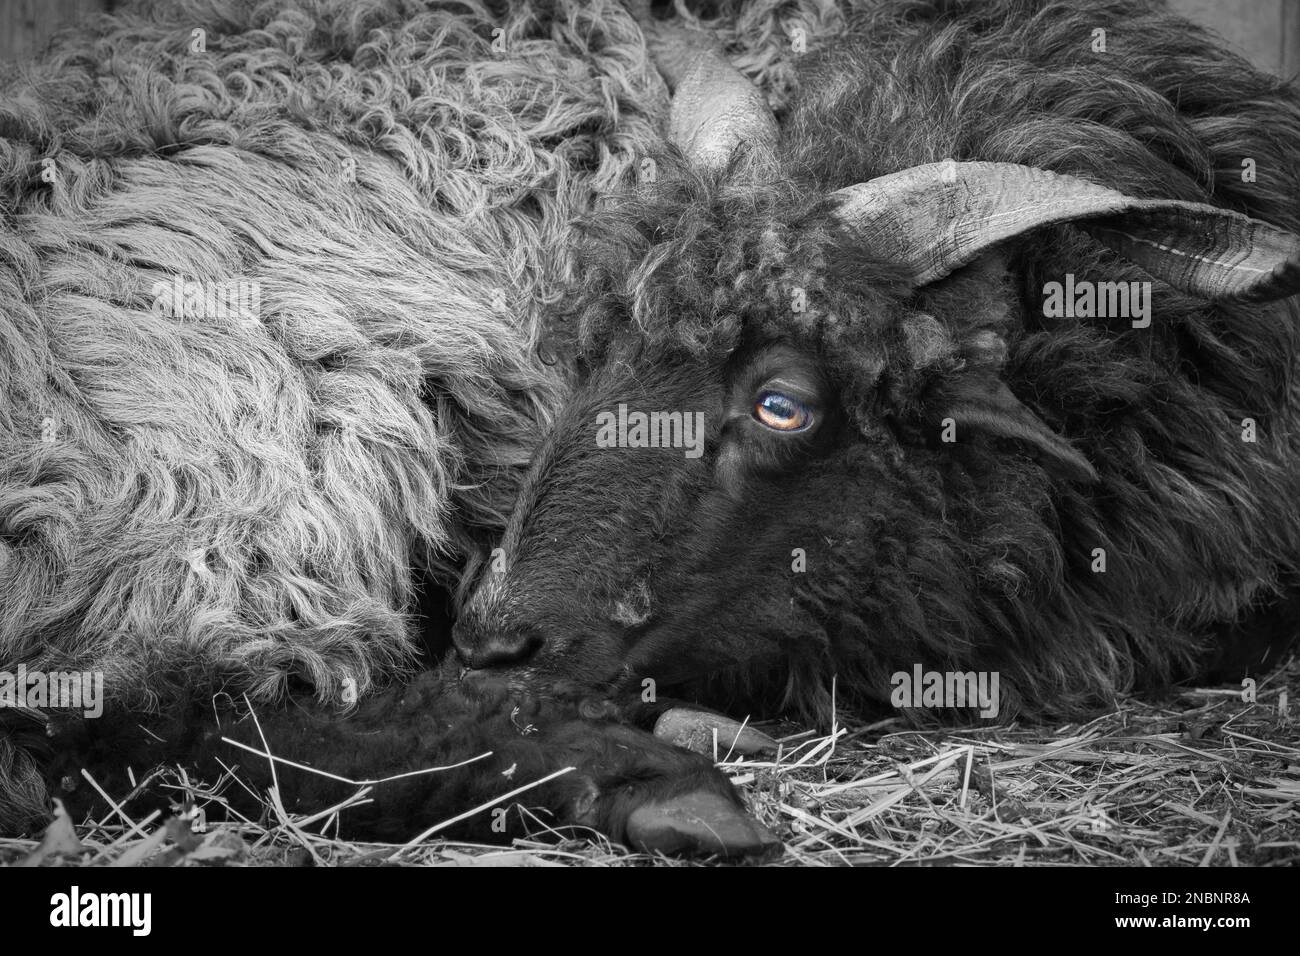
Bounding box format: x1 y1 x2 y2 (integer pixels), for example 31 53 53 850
6 0 1300 856
452 0 1300 732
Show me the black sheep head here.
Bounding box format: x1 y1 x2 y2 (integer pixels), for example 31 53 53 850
451 9 1300 719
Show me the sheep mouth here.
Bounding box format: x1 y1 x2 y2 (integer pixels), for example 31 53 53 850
456 658 636 699
455 663 533 691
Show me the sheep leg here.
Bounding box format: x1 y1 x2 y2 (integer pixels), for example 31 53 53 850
44 672 779 856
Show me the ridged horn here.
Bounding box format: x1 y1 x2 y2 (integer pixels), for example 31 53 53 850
832 161 1300 302
629 2 778 170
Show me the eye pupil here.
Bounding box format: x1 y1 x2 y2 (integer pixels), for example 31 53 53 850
764 395 795 416
754 391 813 432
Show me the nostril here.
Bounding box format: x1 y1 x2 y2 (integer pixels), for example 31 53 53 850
455 626 545 669
480 630 544 668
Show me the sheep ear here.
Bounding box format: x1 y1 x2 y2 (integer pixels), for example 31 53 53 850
938 373 1099 483
832 161 1300 302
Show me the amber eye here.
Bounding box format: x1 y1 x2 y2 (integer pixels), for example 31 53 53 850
754 390 814 432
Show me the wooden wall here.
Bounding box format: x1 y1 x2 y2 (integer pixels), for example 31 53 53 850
0 0 1298 76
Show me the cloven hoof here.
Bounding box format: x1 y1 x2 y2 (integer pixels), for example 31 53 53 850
626 791 781 857
653 707 779 758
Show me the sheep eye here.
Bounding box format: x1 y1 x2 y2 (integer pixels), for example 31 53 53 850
754 391 813 432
